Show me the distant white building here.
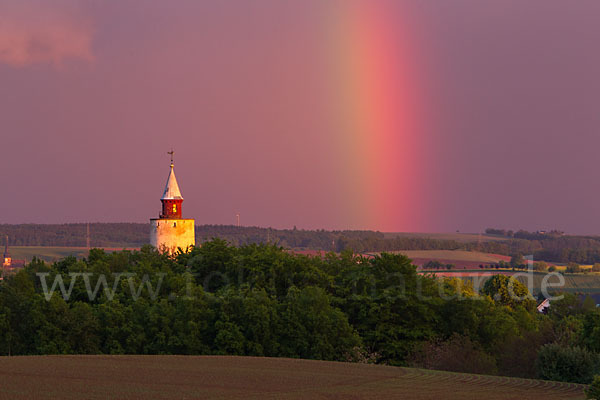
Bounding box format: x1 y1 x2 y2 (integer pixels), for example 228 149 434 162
537 298 551 313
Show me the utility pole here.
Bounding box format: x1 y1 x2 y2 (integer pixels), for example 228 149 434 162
86 223 91 249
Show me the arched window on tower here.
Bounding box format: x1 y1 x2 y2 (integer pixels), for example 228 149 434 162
172 204 177 213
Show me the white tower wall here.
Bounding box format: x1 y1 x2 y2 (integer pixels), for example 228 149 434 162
150 218 195 254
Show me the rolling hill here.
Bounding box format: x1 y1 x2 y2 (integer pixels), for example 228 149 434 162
0 356 586 399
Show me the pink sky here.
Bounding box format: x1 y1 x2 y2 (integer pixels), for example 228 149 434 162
1 1 600 233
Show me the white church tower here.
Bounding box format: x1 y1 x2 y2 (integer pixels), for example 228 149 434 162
150 153 195 254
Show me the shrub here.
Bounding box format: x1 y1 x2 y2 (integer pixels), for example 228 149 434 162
536 343 599 384
566 262 582 274
423 260 444 270
586 375 600 399
410 334 497 375
496 329 553 378
533 261 548 272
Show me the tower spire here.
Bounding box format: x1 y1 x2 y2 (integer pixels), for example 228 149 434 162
158 150 183 218
161 163 183 200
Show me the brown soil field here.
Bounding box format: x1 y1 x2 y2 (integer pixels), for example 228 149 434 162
0 355 586 399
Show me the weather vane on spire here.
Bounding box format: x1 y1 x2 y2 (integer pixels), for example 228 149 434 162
168 149 174 165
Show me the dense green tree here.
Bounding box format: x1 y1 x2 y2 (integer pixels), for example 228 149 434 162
69 302 100 353
536 343 599 384
566 262 582 273
214 320 245 355
0 306 11 355
481 275 536 311
510 254 525 268
548 293 588 320
553 315 584 347
582 311 600 353
279 286 360 360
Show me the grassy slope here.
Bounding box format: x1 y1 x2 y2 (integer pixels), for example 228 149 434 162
0 356 586 400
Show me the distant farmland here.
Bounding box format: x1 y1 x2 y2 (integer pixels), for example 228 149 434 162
366 249 512 269
0 356 586 400
10 246 139 262
398 250 510 264
384 232 508 243
13 247 510 266
421 270 600 295
374 250 600 294
10 246 89 262
461 272 600 295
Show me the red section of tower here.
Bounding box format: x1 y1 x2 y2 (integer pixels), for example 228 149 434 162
160 199 183 219
159 161 184 219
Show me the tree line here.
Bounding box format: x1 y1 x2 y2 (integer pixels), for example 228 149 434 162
1 241 600 384
5 223 600 264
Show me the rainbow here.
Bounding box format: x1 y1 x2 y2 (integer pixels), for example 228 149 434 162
325 2 426 231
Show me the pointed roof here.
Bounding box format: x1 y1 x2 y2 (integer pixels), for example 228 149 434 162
161 163 183 200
